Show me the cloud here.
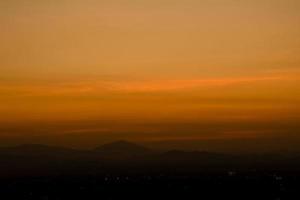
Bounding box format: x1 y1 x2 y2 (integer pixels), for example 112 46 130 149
107 76 285 93
0 74 291 96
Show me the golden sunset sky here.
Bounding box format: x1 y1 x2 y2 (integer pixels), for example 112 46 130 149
0 0 299 149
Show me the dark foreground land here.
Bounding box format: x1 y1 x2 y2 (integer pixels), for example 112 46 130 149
1 170 300 199
1 141 300 199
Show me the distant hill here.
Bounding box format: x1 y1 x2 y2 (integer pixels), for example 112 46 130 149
94 140 153 158
158 150 228 160
0 141 300 178
0 144 83 158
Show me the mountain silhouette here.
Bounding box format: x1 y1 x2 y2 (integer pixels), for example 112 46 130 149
94 140 153 158
153 150 232 165
1 143 299 199
0 144 82 158
0 140 300 176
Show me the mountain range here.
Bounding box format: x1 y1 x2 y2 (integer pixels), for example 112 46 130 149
0 140 300 177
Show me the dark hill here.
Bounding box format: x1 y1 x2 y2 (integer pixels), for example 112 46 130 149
93 140 153 158
0 144 82 158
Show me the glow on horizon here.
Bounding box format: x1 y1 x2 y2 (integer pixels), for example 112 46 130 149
0 0 300 145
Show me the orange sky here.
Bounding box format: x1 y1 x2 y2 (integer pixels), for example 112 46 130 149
0 0 300 149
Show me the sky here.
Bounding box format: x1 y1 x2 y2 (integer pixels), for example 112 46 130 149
0 0 300 151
